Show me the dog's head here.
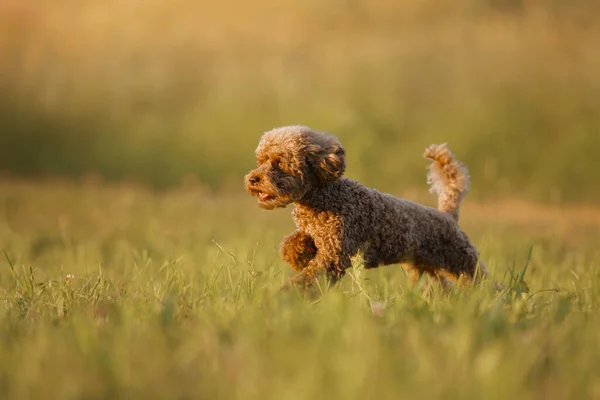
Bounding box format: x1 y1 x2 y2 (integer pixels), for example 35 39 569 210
244 126 346 209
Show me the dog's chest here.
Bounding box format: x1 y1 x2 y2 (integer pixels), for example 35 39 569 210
292 204 341 234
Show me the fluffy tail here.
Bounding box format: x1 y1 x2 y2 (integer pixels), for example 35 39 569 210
423 143 470 222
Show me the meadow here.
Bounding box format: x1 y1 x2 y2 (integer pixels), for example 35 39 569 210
1 181 600 399
1 0 600 398
1 0 599 201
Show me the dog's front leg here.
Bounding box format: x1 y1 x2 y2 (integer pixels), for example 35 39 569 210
279 231 317 272
281 243 351 290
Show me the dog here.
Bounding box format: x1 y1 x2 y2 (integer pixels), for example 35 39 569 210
244 125 486 289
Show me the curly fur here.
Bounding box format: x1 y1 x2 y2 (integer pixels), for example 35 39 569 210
244 125 487 289
424 143 470 221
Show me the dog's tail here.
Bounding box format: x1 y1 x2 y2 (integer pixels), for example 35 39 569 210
423 143 470 222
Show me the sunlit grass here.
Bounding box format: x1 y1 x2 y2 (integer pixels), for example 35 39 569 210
1 181 599 399
1 0 599 200
1 2 598 397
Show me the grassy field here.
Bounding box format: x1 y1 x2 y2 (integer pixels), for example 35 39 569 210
1 0 600 201
1 180 600 399
1 1 600 397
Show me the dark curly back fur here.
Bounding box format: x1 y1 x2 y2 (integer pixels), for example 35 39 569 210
244 126 486 289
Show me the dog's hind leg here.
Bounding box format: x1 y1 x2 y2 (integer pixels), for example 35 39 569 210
401 263 424 284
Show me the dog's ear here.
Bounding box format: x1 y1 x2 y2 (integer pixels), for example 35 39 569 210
306 134 346 184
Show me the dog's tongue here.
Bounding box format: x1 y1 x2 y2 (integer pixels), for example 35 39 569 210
258 192 270 201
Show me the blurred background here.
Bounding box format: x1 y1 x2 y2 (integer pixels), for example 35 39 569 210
1 0 599 203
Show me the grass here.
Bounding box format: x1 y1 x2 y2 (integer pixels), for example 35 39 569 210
1 180 600 399
1 0 600 201
1 3 599 394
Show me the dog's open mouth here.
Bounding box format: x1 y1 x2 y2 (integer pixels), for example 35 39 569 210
258 192 274 202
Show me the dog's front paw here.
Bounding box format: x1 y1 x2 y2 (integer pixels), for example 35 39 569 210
280 231 317 272
280 271 314 291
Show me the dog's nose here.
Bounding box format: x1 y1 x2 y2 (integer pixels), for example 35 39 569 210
248 175 260 184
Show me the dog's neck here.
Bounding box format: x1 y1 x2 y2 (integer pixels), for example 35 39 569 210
293 179 345 210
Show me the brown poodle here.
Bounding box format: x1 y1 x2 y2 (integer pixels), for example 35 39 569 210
244 125 487 289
